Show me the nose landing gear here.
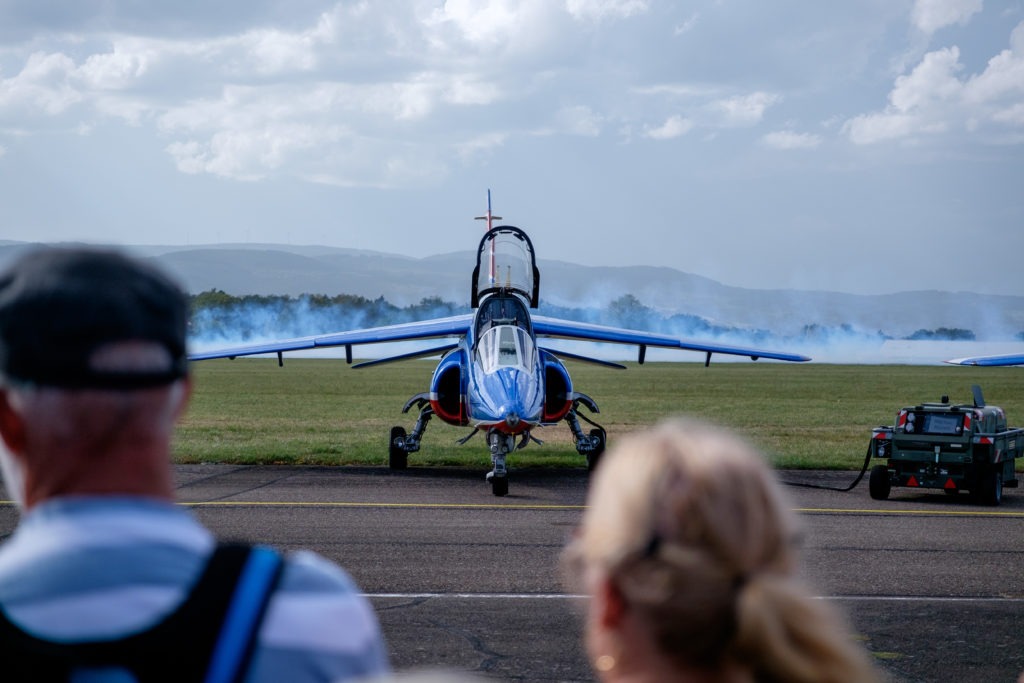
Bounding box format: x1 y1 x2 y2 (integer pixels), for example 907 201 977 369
486 430 515 496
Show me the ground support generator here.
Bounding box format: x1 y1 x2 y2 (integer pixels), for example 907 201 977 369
868 386 1023 505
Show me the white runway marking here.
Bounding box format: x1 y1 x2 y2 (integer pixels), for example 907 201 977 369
364 592 1024 602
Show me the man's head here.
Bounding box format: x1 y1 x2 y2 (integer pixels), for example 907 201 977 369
0 247 191 509
0 247 188 390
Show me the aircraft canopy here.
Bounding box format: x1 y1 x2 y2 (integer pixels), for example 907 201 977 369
476 324 537 374
471 226 540 308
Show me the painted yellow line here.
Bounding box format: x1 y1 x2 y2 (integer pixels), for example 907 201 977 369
178 501 585 510
1 500 1021 516
796 507 1024 517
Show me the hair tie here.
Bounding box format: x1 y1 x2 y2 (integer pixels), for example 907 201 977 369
643 533 661 558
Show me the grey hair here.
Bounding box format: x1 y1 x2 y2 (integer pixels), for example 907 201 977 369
4 379 187 448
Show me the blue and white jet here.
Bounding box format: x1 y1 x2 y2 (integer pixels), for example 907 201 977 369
945 353 1024 367
190 199 810 495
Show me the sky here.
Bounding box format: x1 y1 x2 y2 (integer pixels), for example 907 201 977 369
1 0 1022 297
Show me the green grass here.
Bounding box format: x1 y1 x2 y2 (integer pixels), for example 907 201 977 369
175 359 1024 470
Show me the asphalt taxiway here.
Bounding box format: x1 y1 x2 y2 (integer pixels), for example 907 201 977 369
2 465 1023 682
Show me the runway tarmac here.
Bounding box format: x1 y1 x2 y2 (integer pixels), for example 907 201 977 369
3 465 1024 682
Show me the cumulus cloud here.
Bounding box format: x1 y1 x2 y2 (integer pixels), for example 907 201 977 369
78 45 153 90
709 92 780 126
911 0 983 35
844 23 1024 144
644 114 693 139
426 0 563 52
761 130 822 149
166 122 344 180
0 52 83 116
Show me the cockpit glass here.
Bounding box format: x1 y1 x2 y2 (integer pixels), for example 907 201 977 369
477 325 536 373
475 295 531 337
475 229 536 300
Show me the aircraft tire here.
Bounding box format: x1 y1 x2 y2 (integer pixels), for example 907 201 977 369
586 428 606 472
868 465 890 500
389 426 408 470
491 476 509 497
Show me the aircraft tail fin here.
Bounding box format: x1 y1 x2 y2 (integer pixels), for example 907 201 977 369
474 189 502 285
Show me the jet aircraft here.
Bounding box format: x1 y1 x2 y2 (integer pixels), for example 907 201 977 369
945 353 1024 366
190 198 811 495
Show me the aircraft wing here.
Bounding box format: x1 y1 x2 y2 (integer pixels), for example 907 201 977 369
188 314 474 361
531 316 810 363
944 353 1024 367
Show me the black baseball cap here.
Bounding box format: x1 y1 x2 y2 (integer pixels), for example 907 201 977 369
0 247 189 389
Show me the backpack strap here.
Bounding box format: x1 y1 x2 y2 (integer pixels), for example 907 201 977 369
203 545 284 683
0 542 284 683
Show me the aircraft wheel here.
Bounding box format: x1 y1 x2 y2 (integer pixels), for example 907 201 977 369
389 426 408 470
981 470 1003 506
587 428 606 472
491 476 509 497
868 465 890 500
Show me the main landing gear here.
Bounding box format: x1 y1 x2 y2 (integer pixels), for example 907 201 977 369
565 393 606 472
389 393 432 470
388 392 608 497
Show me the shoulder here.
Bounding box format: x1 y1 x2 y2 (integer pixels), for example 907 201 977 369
247 550 389 682
278 549 362 594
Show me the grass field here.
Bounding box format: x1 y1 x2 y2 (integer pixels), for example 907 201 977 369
175 359 1024 470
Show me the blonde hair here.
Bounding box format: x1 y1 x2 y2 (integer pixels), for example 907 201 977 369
569 418 877 682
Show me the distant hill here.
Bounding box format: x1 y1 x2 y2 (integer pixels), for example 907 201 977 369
1 241 1022 340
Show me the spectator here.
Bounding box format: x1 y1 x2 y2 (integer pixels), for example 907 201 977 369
563 418 879 683
0 247 389 682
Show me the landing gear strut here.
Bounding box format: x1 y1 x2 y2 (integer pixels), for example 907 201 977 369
566 394 607 471
486 429 515 497
389 393 432 470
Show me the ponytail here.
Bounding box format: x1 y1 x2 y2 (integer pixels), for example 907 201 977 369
733 573 877 683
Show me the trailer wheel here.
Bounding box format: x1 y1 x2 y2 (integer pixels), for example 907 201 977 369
980 469 1003 506
868 465 891 500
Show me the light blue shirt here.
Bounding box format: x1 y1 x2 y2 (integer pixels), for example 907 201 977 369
0 497 389 682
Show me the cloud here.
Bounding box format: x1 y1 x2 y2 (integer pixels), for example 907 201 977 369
78 45 153 90
633 83 721 98
709 92 780 126
761 130 822 149
844 24 1024 144
911 0 983 35
456 131 509 161
644 114 693 139
554 105 602 136
993 102 1024 125
0 51 83 116
565 0 649 22
426 0 563 52
673 12 699 36
165 123 343 180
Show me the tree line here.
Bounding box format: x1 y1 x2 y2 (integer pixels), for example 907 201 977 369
188 290 996 343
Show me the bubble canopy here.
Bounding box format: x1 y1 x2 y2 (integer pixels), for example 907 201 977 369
471 226 540 308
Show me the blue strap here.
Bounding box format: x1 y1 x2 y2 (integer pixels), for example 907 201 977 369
203 546 283 683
